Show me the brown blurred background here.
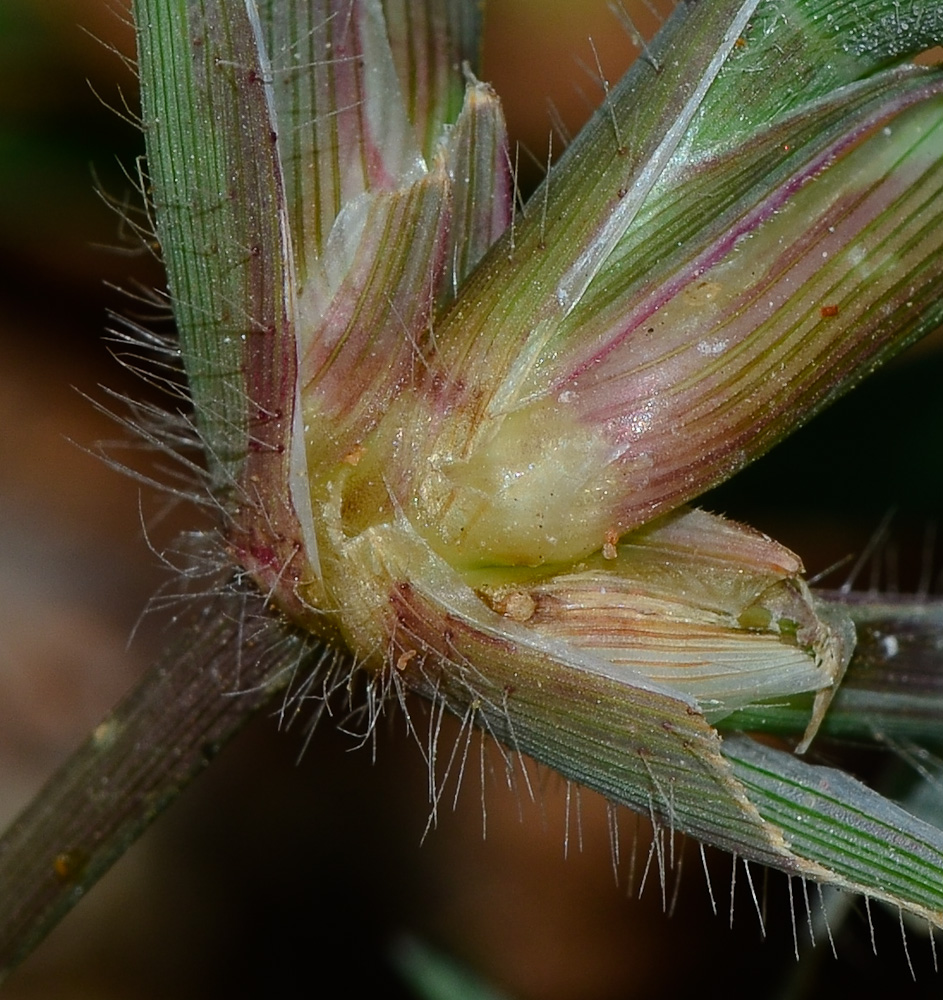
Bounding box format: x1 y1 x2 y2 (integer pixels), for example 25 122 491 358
2 2 943 998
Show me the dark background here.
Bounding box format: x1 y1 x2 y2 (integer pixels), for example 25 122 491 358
2 2 942 998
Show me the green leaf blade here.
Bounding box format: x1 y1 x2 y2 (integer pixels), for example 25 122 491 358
724 735 943 923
